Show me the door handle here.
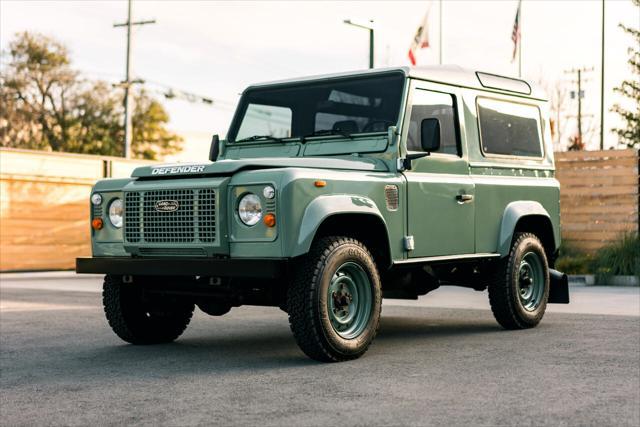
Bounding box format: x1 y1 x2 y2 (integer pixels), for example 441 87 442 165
456 194 474 203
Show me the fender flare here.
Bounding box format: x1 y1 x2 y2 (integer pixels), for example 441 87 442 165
292 194 388 258
497 201 553 257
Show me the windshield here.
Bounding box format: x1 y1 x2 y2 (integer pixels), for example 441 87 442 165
228 72 405 142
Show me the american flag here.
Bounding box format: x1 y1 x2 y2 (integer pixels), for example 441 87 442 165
511 0 521 62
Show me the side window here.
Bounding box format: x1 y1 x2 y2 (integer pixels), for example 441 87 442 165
407 89 459 156
236 103 292 140
477 98 543 157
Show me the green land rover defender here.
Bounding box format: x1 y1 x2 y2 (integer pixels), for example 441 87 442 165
77 66 569 362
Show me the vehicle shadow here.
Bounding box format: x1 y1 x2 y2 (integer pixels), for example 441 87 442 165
72 311 503 373
2 307 507 389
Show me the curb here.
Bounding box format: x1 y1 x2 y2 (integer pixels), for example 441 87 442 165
0 271 101 281
569 274 639 287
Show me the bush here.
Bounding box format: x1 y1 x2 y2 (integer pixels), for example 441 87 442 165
555 233 640 280
555 244 593 275
593 233 640 281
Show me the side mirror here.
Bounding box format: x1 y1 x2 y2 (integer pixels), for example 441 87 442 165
209 134 220 162
420 118 441 152
402 119 441 171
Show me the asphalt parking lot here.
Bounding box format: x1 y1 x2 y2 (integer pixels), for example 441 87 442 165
1 273 639 426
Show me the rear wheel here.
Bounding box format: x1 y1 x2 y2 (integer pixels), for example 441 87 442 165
287 236 382 362
103 275 194 344
488 232 550 329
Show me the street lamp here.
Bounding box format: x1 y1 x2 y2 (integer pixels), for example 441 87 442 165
343 19 374 69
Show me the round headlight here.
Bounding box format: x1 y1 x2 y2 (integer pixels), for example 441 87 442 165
91 193 102 206
108 198 124 228
263 185 275 199
238 193 262 226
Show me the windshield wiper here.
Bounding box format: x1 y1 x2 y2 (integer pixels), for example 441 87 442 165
302 129 354 142
235 135 284 143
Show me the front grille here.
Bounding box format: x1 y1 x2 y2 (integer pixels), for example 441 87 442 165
139 247 207 257
124 188 216 244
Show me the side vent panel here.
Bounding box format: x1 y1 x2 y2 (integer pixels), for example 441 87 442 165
384 185 399 211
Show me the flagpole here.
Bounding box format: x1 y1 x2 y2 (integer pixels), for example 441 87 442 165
599 0 605 150
439 0 443 65
518 0 522 78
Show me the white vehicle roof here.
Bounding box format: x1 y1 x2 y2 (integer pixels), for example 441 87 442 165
246 65 547 101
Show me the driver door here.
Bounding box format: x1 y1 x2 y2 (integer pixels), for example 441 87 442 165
403 83 475 258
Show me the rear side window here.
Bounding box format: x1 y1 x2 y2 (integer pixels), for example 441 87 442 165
477 98 543 157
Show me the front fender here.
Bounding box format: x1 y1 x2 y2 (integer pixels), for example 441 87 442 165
498 201 552 256
291 194 386 257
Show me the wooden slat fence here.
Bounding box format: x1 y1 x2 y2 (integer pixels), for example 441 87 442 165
0 148 156 271
555 149 639 252
1 148 638 271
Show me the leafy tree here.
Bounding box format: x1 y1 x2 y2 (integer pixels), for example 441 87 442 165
0 32 77 152
132 90 184 160
611 0 640 149
0 32 182 160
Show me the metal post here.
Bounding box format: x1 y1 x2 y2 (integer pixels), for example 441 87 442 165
578 69 583 143
599 0 605 150
518 1 522 78
343 19 374 69
439 0 443 65
114 0 155 159
123 0 133 159
369 25 374 69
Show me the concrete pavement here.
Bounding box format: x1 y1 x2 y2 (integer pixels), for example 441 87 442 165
1 273 639 426
2 271 638 316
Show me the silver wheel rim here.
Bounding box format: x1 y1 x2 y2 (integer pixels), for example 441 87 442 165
327 262 373 340
517 252 545 312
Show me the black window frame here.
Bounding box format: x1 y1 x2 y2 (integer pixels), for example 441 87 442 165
226 71 407 143
406 86 462 157
476 96 545 160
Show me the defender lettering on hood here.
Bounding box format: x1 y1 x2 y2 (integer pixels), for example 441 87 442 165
151 165 206 175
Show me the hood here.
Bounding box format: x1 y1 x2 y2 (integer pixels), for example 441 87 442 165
131 157 389 179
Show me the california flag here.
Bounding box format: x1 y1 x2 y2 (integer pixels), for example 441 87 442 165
408 5 431 66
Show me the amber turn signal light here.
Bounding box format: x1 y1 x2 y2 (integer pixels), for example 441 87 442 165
263 213 276 227
91 218 104 230
314 180 326 187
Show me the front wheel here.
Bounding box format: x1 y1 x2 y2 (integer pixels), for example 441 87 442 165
287 236 382 362
103 275 195 344
488 232 550 330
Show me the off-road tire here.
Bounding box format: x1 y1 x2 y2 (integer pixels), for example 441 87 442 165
488 232 550 330
286 236 382 362
103 274 195 344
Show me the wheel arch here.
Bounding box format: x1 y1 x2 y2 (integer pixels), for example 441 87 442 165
498 201 558 260
291 195 392 269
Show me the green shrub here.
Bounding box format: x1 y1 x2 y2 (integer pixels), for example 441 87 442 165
555 243 593 275
555 234 640 279
593 233 640 281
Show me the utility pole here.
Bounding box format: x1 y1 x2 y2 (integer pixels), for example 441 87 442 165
599 0 605 150
565 67 594 146
439 0 443 65
114 0 155 158
343 19 374 69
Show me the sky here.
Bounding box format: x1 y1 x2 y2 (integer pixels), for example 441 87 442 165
1 0 638 161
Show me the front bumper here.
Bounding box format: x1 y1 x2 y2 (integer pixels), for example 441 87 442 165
76 257 285 279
